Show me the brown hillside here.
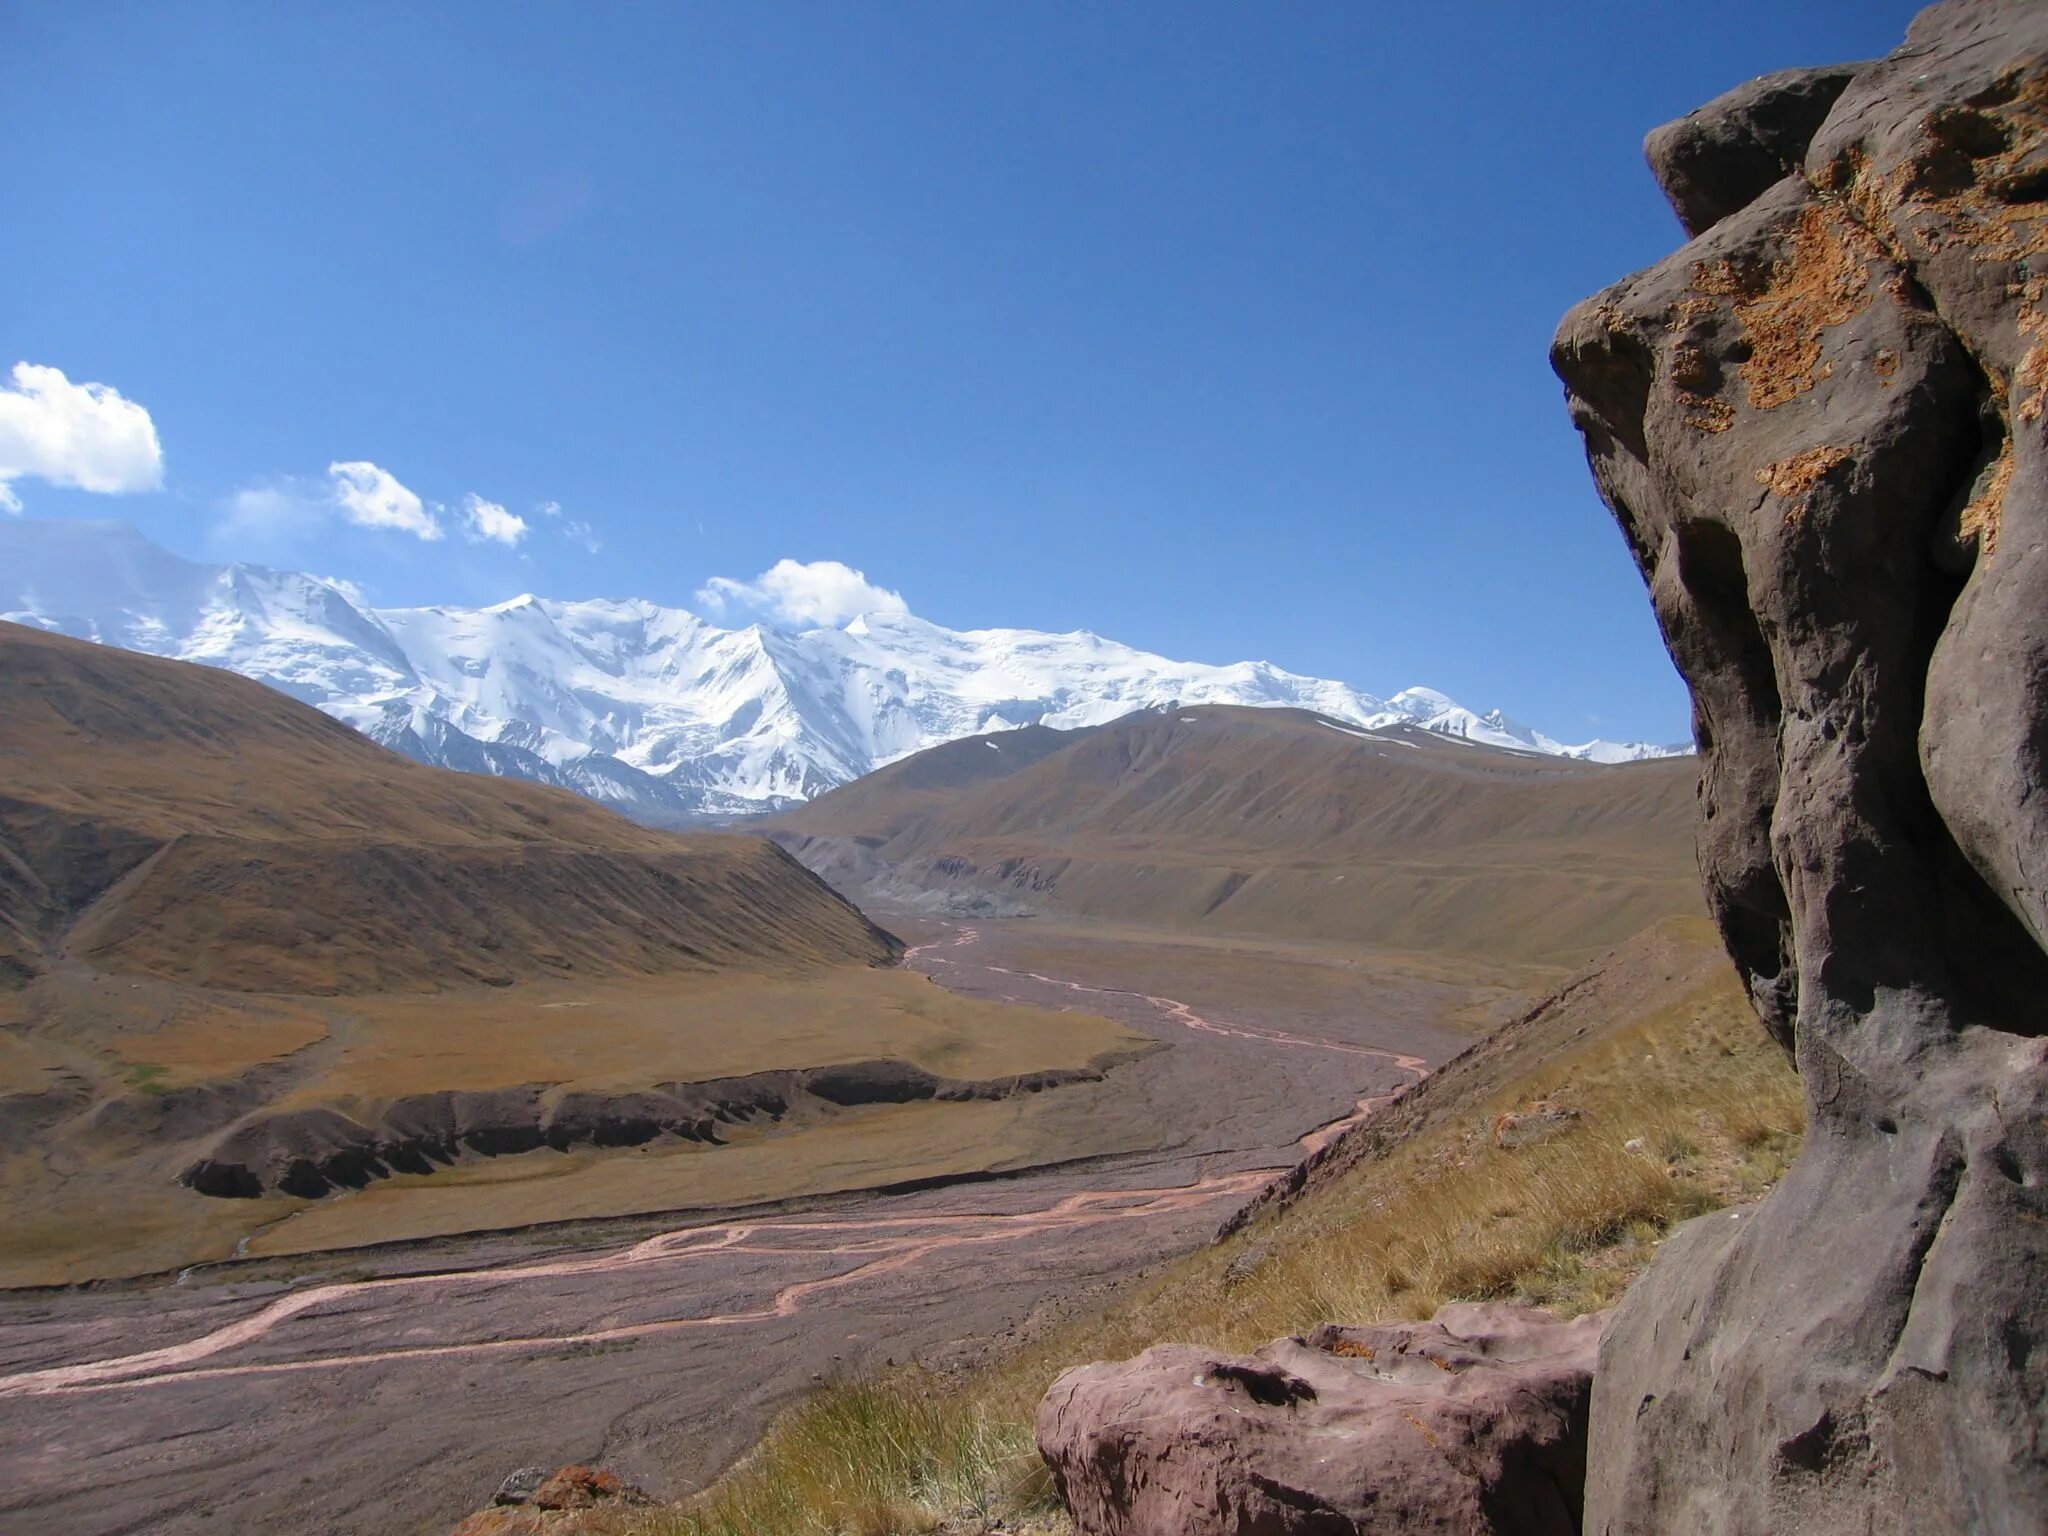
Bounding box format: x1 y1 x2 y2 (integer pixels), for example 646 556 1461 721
0 625 1158 1284
772 707 1702 969
0 621 897 992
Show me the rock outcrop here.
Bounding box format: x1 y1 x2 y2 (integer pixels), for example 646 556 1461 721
447 1464 650 1535
1552 2 2048 1529
180 1057 1110 1198
1037 1303 1603 1536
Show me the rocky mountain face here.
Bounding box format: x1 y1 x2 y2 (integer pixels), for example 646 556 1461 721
0 520 1684 826
1552 1 2048 1528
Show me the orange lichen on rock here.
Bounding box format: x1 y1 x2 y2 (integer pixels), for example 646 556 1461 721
2015 274 2048 425
1668 342 1715 391
1665 338 1737 433
1594 301 1636 336
1756 446 1853 500
1401 1411 1443 1449
1961 440 2013 559
1684 396 1736 434
1755 445 1853 525
1691 204 1883 411
1862 77 2048 424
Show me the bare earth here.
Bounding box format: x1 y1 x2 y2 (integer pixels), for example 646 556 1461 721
0 917 1477 1536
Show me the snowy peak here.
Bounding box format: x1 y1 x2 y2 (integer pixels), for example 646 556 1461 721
0 520 1690 822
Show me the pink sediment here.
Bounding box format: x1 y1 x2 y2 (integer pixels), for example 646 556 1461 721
0 1178 1272 1400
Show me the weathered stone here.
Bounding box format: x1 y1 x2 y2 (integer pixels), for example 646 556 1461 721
530 1464 647 1512
1552 2 2048 1530
1647 64 1869 237
1037 1302 1603 1536
493 1466 550 1507
446 1463 649 1534
1490 1100 1580 1148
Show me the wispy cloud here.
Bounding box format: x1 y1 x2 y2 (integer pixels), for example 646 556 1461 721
697 559 908 627
212 481 327 549
534 498 600 553
0 361 164 513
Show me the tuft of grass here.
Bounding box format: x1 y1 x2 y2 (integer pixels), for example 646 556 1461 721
126 1062 171 1096
629 970 1803 1536
649 1381 1051 1536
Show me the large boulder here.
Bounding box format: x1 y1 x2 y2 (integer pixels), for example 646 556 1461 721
1551 2 2048 1530
1037 1302 1603 1536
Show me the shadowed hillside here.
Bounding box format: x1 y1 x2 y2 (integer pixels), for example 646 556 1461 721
0 621 898 992
771 706 1702 969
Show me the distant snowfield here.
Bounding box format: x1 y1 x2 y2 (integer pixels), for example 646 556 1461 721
0 520 1690 823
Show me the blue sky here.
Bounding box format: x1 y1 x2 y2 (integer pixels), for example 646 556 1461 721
2 1 1920 743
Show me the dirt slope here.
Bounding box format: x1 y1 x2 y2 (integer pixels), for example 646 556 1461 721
0 621 897 992
771 706 1702 969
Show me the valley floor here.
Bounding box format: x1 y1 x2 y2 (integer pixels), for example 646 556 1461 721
0 917 1481 1536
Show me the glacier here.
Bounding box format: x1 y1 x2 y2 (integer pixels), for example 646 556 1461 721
0 520 1689 822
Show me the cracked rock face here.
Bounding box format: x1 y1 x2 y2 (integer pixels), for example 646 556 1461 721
1036 1303 1603 1536
1551 2 2048 1530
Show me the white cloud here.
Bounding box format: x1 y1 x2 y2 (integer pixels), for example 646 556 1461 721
327 460 442 540
697 559 909 627
461 492 528 546
537 499 563 518
0 362 164 512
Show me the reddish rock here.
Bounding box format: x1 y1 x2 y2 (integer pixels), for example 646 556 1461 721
1037 1302 1604 1536
1490 1101 1580 1149
447 1465 650 1534
531 1465 646 1512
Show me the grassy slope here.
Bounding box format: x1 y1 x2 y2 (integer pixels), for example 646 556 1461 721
771 707 1702 970
619 916 1804 1536
0 620 897 992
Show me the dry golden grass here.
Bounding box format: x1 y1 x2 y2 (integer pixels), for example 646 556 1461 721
0 966 1147 1286
626 936 1803 1536
240 1091 1144 1262
0 1028 71 1094
301 967 1140 1102
102 998 329 1089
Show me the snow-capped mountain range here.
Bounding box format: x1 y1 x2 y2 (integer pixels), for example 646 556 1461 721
0 520 1689 823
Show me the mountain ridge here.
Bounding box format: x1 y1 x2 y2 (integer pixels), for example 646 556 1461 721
0 619 899 993
770 703 1703 969
0 519 1689 823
